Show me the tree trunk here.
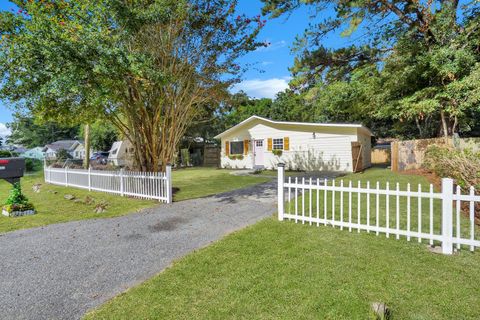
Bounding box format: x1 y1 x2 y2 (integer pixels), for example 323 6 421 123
452 115 458 135
415 117 424 138
83 123 91 169
440 110 449 143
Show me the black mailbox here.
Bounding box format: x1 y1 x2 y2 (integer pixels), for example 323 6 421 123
0 158 25 184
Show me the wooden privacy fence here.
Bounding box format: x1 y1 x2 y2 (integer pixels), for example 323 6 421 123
44 165 172 203
276 164 480 255
371 147 390 164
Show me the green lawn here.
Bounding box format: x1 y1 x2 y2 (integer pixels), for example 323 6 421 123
0 172 157 234
84 168 480 319
84 217 480 320
286 168 479 248
0 168 271 234
172 168 270 201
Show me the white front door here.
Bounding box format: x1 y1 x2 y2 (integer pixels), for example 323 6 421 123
254 139 264 166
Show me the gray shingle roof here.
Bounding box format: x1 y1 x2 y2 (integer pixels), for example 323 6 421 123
44 140 81 152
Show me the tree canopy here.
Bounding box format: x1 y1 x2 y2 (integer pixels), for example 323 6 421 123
0 0 264 170
6 112 79 148
262 0 480 138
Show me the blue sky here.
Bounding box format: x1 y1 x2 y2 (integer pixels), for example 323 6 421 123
0 0 346 136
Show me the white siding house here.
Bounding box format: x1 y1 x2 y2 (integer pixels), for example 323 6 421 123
43 140 82 160
214 116 373 172
72 143 93 160
21 147 45 160
108 140 135 167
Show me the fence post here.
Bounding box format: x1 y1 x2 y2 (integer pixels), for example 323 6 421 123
391 141 399 172
88 167 92 192
65 167 68 187
441 178 454 255
43 159 47 183
277 163 285 221
119 168 124 196
166 164 172 204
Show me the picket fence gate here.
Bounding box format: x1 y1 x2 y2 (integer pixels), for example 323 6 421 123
276 164 480 255
44 165 172 203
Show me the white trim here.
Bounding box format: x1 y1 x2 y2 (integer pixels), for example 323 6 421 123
214 115 373 139
44 165 172 203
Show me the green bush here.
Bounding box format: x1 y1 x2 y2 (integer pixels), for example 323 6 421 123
5 182 29 206
3 183 35 213
56 148 73 160
0 150 19 158
424 145 480 190
25 158 43 172
228 154 244 160
272 149 283 157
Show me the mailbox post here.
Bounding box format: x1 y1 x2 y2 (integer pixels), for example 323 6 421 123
0 158 25 185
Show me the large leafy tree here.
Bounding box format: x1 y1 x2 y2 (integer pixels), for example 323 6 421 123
220 92 274 128
7 113 80 148
262 0 480 138
80 120 119 152
0 0 264 171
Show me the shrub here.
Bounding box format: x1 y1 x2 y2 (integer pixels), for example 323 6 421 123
228 154 244 160
424 145 480 190
5 183 29 206
25 158 43 172
272 149 283 157
0 150 19 158
3 182 35 213
56 148 72 160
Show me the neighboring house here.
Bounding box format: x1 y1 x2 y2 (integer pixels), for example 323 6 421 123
21 147 45 160
43 140 84 160
12 146 27 154
108 140 135 166
0 145 27 154
72 143 93 160
214 115 372 172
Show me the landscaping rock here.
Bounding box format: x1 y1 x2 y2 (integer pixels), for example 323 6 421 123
32 184 42 193
84 196 95 205
371 302 391 320
94 201 109 214
427 245 443 254
427 245 458 255
73 199 84 204
2 208 36 217
64 194 76 200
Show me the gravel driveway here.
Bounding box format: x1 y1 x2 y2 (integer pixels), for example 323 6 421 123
0 181 278 320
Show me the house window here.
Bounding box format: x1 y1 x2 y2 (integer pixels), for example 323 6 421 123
273 138 284 150
255 140 263 147
230 141 244 155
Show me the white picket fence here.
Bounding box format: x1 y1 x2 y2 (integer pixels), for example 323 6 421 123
276 164 480 255
44 165 172 203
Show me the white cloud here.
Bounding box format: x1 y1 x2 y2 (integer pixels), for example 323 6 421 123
232 77 291 99
257 40 287 52
0 123 11 139
261 61 274 66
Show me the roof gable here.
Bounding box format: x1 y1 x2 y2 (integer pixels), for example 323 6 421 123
44 140 82 152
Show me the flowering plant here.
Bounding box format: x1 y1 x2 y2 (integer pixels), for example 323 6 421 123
3 183 35 214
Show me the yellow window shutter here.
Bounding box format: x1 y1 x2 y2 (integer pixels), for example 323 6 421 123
284 137 290 151
267 138 273 151
244 140 249 155
225 141 229 155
